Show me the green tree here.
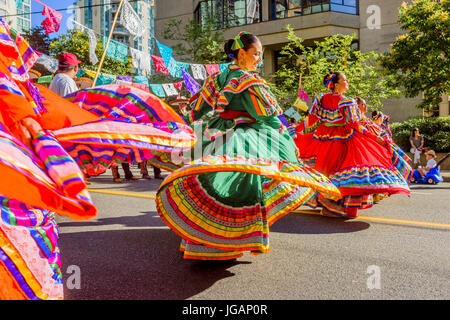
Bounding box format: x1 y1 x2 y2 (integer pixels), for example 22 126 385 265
271 26 400 113
23 26 50 55
159 17 227 98
162 17 227 64
48 29 133 76
379 0 450 111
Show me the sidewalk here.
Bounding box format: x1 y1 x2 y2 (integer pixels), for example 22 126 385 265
441 170 450 182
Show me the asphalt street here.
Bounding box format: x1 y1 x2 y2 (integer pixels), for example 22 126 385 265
56 167 450 300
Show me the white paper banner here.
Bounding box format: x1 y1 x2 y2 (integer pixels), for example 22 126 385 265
121 0 147 38
162 83 178 96
130 47 152 74
36 53 58 73
87 29 99 65
191 64 207 80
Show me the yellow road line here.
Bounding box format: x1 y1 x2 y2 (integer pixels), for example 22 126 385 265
88 188 156 199
293 210 450 229
87 189 450 229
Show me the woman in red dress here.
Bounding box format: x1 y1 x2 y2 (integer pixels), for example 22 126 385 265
294 71 410 217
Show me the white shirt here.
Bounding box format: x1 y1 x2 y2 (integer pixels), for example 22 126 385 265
49 73 78 97
426 158 437 169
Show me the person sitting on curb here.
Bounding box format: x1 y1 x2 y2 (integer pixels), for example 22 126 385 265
409 128 425 167
419 150 437 177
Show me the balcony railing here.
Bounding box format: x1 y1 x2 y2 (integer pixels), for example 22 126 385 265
195 0 263 30
195 0 359 30
271 0 358 20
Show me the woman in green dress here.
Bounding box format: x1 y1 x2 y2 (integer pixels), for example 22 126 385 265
156 32 341 261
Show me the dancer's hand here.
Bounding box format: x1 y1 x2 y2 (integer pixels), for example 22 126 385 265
17 117 42 149
21 117 42 138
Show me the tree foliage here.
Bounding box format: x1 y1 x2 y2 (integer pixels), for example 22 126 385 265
23 26 50 55
48 30 133 76
379 0 450 110
160 17 227 98
390 116 450 152
271 26 400 113
162 17 227 64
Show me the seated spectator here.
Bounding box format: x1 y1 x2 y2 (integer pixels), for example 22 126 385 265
409 128 424 166
418 150 437 177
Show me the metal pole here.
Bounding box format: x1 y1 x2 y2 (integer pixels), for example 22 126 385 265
92 0 125 87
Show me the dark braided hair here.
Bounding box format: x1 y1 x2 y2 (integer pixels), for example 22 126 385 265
323 71 344 91
224 32 259 62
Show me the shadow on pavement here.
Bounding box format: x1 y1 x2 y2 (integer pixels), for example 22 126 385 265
58 211 165 228
87 176 165 193
60 228 246 300
409 185 450 190
271 212 370 234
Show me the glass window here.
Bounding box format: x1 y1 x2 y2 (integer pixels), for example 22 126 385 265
195 0 262 30
270 0 358 19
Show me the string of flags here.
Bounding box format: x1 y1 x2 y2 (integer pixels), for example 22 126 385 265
31 0 232 99
31 0 63 34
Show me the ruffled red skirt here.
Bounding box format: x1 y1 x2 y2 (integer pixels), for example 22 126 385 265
294 123 410 216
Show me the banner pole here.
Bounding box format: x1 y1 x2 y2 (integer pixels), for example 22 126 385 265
92 0 125 87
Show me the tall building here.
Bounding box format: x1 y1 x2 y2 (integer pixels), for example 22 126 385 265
0 0 31 34
16 0 31 34
154 0 449 121
73 0 155 54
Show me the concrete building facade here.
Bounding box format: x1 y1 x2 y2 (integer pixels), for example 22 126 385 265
154 0 449 121
0 0 31 34
73 0 155 54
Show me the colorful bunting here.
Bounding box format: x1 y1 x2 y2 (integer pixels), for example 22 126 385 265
149 84 165 98
116 75 133 85
205 64 220 76
181 68 200 95
37 75 53 84
167 57 180 78
87 29 98 65
156 39 173 68
152 55 169 75
39 2 62 34
121 0 147 38
162 83 178 97
130 47 152 74
190 64 207 80
219 62 232 72
173 81 183 91
96 73 116 85
134 75 149 85
103 37 128 63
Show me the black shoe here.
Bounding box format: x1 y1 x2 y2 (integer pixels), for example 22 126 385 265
154 174 164 180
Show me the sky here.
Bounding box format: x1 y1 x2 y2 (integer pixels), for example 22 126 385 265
30 0 76 37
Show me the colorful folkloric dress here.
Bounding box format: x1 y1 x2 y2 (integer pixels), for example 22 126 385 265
0 19 96 300
360 113 412 183
156 65 341 260
294 93 410 217
40 84 195 176
0 18 195 299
